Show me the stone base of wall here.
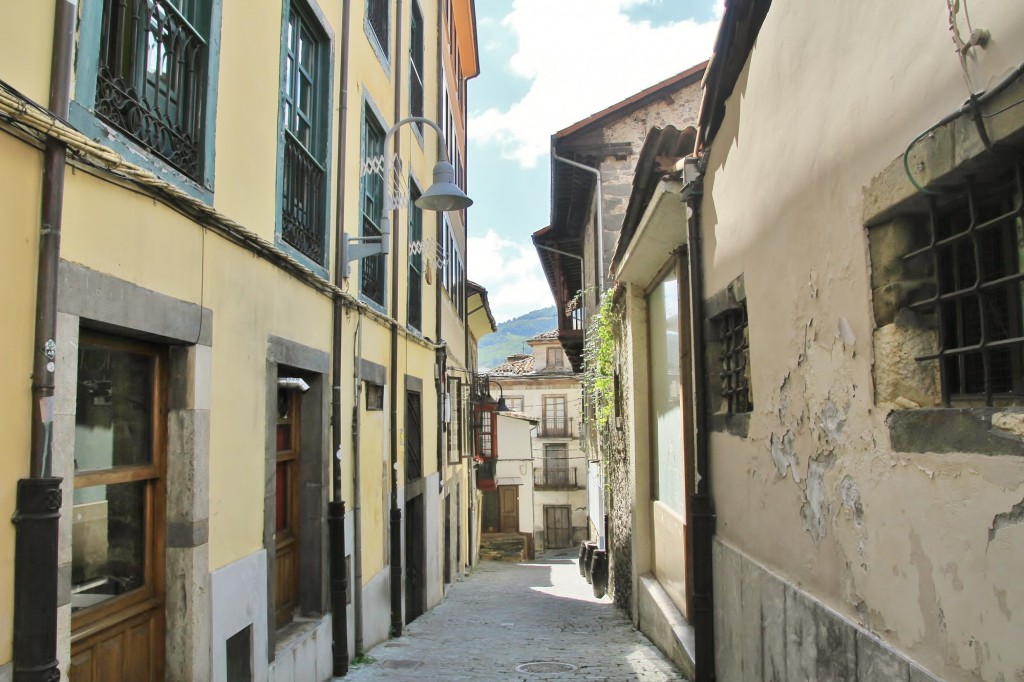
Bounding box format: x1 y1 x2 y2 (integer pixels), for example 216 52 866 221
713 538 940 681
361 567 392 652
268 615 333 682
636 574 696 680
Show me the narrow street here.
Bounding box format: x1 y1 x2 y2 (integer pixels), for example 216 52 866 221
340 550 686 681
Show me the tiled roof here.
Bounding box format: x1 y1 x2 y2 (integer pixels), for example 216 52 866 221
528 330 560 342
490 355 535 375
497 410 538 424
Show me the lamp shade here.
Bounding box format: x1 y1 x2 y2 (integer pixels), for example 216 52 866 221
415 161 473 212
495 397 511 413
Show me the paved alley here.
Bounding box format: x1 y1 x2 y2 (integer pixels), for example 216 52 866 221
339 550 686 681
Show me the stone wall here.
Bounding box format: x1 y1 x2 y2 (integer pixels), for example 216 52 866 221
714 538 940 682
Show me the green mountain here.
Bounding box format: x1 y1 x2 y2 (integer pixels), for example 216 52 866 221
477 306 557 370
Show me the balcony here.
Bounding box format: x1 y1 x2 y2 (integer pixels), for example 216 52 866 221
534 466 579 489
538 417 573 439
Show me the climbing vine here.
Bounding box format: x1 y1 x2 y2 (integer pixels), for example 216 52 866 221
583 287 617 430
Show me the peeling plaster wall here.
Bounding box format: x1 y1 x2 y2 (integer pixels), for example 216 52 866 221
700 1 1024 680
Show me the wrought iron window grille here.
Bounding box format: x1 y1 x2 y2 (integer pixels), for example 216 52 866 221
96 0 207 179
360 113 387 305
280 7 328 265
409 2 425 134
366 0 389 57
904 161 1024 405
715 302 753 414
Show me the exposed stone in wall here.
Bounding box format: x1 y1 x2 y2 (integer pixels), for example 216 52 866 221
992 411 1024 438
607 303 634 612
873 310 941 408
988 496 1024 543
595 79 703 275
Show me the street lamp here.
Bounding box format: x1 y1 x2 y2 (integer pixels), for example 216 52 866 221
490 378 511 413
340 116 472 277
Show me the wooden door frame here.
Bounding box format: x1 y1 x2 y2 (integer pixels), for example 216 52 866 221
70 333 168 678
543 505 571 549
498 485 518 533
274 387 302 629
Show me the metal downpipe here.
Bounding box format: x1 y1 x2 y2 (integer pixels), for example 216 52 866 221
328 0 353 674
13 1 75 680
684 182 716 682
388 0 405 638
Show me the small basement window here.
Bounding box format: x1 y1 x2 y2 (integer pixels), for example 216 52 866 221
904 162 1024 405
714 301 753 414
365 381 384 411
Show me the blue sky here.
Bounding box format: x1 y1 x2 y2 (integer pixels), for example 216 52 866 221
466 0 722 323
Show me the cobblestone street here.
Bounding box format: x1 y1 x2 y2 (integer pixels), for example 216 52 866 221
339 550 685 681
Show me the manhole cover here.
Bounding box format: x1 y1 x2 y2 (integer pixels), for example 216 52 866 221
514 662 579 674
379 660 423 670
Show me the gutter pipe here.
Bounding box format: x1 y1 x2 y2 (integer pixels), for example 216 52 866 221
351 314 364 654
682 173 715 682
329 0 352 674
389 0 406 639
13 1 75 680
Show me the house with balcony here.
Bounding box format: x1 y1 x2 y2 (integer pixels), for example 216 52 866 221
488 331 588 552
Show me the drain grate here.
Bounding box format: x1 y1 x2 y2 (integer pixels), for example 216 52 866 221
514 662 579 674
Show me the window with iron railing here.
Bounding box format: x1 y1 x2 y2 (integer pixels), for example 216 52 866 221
96 0 209 179
408 183 423 331
280 3 329 266
366 0 389 58
409 2 424 132
441 217 465 317
537 443 572 487
714 302 753 414
361 107 386 306
541 395 568 437
534 465 577 488
905 163 1024 404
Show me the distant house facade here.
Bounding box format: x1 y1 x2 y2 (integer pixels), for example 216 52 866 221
489 332 588 552
534 63 707 677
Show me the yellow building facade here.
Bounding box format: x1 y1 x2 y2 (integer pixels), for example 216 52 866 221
0 0 481 680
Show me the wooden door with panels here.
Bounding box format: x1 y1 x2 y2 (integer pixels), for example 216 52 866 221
69 335 166 682
544 506 572 549
275 387 301 629
498 485 518 533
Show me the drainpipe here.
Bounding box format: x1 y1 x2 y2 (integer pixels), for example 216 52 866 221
389 0 406 639
351 314 364 655
12 2 75 681
682 170 716 682
551 145 604 296
434 0 447 537
328 0 352 674
463 304 474 568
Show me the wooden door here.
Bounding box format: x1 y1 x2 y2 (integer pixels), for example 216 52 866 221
70 336 166 682
544 506 571 549
498 485 518 533
405 495 425 623
275 388 301 629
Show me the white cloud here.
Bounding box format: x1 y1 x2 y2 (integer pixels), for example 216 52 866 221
468 229 554 323
469 0 723 168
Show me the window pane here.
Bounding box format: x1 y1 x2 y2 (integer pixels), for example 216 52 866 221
75 346 155 471
71 481 148 611
649 269 685 516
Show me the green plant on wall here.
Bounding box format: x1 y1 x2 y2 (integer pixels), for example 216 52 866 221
583 287 617 430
